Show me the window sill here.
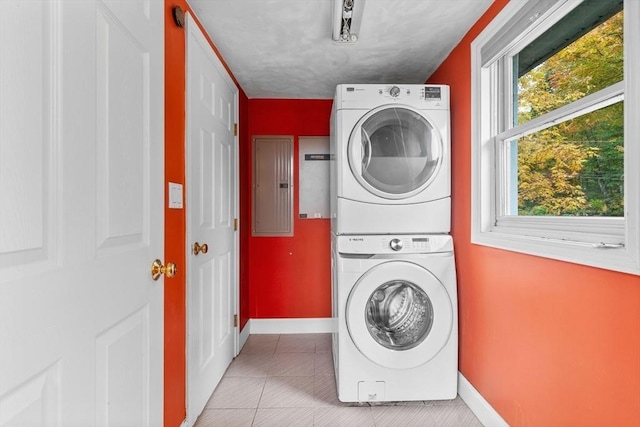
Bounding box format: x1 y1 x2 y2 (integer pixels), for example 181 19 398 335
471 229 640 276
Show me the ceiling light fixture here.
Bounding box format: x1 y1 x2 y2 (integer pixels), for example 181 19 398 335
332 0 366 44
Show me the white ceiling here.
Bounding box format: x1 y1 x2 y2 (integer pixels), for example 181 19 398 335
188 0 493 99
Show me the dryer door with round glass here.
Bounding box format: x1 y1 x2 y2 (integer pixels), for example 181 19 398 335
346 260 453 369
348 106 443 200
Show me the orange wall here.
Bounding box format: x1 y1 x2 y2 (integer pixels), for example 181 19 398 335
427 1 640 426
164 2 249 425
246 99 333 319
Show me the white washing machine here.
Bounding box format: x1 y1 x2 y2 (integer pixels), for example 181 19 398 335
331 233 458 402
330 84 451 235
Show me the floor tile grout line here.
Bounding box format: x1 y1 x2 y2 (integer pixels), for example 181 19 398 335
250 378 266 426
250 334 276 427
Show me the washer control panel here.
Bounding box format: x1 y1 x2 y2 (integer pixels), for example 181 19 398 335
385 237 432 252
336 234 453 255
389 238 403 251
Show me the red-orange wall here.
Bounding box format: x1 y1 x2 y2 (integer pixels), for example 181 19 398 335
427 1 640 425
164 3 187 424
238 92 251 329
164 2 249 425
246 100 333 319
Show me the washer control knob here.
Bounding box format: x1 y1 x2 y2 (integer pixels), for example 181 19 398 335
389 238 403 251
389 86 400 97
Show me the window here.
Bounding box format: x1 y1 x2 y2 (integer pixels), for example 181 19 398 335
471 0 639 275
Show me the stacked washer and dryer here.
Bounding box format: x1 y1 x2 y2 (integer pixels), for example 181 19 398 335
330 84 458 402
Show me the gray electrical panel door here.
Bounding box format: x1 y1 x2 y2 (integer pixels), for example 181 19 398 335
253 136 294 236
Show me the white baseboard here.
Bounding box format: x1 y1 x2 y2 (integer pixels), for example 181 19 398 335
248 317 336 334
458 373 509 427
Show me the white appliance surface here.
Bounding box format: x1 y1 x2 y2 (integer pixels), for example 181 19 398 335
330 84 451 235
332 233 458 402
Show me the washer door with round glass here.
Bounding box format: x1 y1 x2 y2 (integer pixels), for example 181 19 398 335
346 261 453 369
348 105 443 200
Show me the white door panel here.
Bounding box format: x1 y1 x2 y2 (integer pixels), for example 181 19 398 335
0 1 164 425
186 13 238 424
0 0 57 276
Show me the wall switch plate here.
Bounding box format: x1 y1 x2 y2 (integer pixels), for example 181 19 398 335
168 182 183 209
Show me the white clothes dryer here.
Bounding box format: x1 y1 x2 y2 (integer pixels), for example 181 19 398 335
331 233 458 402
330 84 451 235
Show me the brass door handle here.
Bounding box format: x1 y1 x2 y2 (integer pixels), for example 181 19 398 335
151 259 177 281
193 242 208 255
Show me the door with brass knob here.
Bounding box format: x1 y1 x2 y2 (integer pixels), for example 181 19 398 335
193 242 208 255
151 259 177 281
1 1 166 423
186 16 239 423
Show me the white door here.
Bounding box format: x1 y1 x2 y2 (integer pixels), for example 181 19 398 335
185 13 239 424
0 1 164 426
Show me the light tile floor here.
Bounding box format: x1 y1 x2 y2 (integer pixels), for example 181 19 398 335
194 334 484 427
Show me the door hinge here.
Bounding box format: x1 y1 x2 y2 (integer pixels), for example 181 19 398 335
233 314 238 327
233 218 238 231
233 123 238 136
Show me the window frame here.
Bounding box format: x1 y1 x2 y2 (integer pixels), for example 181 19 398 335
471 0 640 275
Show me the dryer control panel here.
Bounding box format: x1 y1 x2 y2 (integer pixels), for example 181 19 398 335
376 85 442 102
336 234 453 255
334 84 450 110
373 85 443 103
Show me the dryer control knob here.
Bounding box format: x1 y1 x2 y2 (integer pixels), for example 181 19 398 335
389 86 400 97
389 238 403 251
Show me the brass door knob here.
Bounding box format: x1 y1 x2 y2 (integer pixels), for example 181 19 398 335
151 259 177 281
193 242 208 255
